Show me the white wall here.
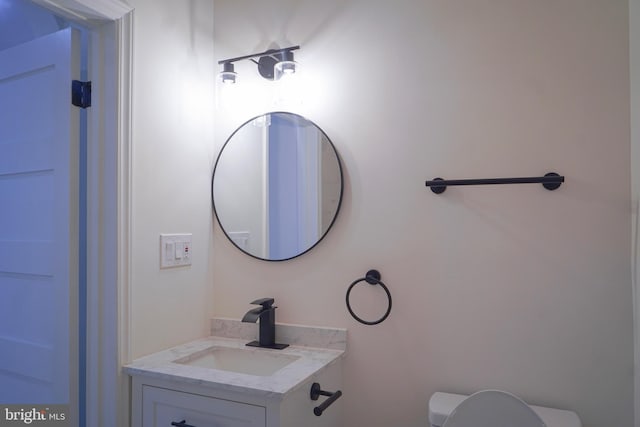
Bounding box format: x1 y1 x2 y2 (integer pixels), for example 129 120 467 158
212 1 633 427
128 0 216 358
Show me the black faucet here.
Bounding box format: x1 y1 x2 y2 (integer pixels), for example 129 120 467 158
241 298 289 349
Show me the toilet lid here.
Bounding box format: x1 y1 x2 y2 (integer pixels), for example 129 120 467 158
442 390 546 427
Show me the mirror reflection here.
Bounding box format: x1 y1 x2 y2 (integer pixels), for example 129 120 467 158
212 112 343 261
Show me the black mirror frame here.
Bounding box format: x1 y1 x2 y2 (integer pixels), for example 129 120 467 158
211 111 344 262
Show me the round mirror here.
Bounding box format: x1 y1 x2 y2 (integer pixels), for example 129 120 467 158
212 112 343 261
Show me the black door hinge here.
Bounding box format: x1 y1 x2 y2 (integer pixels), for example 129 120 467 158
72 80 91 108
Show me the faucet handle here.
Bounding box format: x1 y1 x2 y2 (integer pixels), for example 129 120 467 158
250 297 275 309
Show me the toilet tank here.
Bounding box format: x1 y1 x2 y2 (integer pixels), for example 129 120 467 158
428 392 581 427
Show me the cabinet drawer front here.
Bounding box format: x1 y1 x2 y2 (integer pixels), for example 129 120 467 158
142 385 266 427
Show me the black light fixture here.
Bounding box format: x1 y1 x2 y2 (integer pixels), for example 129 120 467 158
217 45 300 84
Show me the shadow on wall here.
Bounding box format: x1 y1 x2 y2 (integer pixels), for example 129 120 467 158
0 0 66 51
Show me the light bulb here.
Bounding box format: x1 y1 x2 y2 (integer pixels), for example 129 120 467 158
273 61 303 108
274 60 297 80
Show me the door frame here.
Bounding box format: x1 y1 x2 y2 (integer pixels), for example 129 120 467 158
31 1 134 426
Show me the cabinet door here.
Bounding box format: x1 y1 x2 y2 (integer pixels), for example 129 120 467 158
142 385 265 427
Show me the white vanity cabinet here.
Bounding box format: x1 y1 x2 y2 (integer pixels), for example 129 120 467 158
125 322 347 427
130 360 342 427
140 384 265 427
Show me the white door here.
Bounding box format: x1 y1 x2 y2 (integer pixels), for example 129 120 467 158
0 27 79 408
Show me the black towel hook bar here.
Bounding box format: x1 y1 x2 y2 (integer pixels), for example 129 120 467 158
310 382 343 416
425 172 564 194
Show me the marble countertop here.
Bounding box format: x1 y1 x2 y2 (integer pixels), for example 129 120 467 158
124 321 346 399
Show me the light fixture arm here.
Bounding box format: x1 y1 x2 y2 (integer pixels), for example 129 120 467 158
218 45 300 66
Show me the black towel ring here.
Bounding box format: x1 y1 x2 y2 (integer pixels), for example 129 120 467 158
346 269 392 325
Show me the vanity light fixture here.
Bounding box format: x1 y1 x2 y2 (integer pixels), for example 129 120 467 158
217 45 300 84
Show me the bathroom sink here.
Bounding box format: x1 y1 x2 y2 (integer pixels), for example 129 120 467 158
173 346 300 376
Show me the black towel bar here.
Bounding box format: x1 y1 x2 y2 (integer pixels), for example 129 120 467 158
310 382 343 416
425 172 564 194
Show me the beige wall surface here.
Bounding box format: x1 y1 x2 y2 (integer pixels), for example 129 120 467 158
128 0 216 358
212 1 632 427
123 0 634 426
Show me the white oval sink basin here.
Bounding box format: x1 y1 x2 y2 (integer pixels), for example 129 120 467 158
174 346 300 376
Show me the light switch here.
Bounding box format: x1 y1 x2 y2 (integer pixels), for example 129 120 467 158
160 234 192 268
165 242 175 261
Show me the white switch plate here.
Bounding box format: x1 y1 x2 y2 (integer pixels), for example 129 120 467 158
160 233 192 268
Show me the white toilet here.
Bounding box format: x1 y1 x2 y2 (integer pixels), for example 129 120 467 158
429 390 582 427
